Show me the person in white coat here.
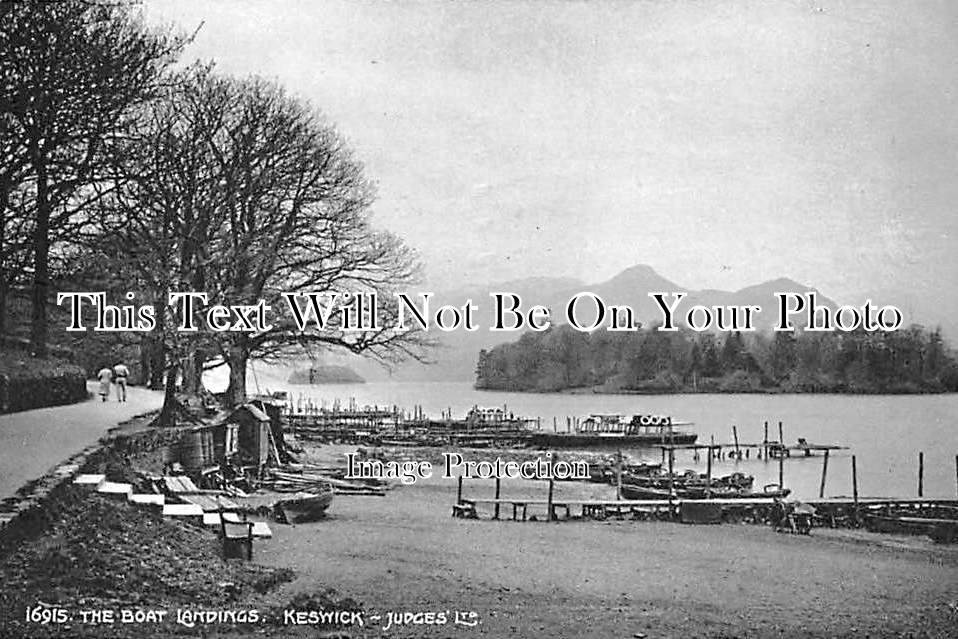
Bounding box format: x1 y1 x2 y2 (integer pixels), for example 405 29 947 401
96 366 113 402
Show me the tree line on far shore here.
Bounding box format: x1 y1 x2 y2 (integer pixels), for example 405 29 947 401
475 324 958 394
0 2 425 421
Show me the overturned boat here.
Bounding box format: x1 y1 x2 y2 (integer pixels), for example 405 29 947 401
274 488 334 524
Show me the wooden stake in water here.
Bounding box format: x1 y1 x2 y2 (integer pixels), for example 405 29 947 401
819 450 829 499
547 452 556 522
616 449 623 500
851 455 859 508
778 447 784 490
706 445 713 499
918 451 924 497
668 447 675 497
494 477 501 520
763 420 769 460
732 425 740 459
456 475 463 505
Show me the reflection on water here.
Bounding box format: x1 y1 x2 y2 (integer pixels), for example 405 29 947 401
216 366 958 500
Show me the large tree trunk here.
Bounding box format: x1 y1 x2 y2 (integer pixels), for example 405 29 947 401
181 347 205 395
30 156 49 357
148 293 167 390
226 342 248 408
158 362 179 427
0 277 7 337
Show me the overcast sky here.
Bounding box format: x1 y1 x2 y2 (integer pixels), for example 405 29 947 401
143 0 958 312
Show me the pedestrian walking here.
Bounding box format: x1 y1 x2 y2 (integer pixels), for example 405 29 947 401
97 366 113 402
113 362 130 402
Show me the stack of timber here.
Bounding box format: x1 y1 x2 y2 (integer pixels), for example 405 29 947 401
267 466 387 496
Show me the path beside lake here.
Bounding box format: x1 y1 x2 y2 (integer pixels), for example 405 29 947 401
0 382 163 500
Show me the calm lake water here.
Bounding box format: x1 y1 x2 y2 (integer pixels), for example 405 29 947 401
228 367 958 501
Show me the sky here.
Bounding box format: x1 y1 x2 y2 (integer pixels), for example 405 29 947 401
142 0 958 320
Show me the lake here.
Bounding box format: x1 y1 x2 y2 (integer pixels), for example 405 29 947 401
223 366 958 501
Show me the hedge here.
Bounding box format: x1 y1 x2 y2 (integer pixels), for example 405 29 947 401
0 357 88 413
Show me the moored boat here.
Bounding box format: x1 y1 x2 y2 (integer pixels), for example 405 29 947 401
530 413 697 448
864 514 958 543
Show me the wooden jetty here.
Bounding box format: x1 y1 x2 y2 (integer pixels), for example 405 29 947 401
453 493 958 528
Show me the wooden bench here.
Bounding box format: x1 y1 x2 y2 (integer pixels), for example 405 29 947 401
219 510 254 559
452 503 477 519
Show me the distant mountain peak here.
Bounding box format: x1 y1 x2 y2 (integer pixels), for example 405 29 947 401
753 276 813 291
605 264 684 290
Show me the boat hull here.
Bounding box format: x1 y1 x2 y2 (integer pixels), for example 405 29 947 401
620 483 790 501
276 491 333 523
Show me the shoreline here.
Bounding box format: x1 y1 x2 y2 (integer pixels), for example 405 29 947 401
2 431 957 637
256 452 958 638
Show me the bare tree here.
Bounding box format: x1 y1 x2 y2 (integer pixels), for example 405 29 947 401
99 69 429 414
0 0 183 355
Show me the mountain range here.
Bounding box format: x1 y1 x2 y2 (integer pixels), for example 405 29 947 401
321 265 936 382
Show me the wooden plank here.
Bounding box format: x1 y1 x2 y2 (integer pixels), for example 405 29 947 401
97 482 133 497
162 503 204 517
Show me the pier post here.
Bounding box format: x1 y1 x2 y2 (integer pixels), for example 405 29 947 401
553 416 557 433
778 443 784 490
819 450 829 498
851 455 859 510
667 447 675 497
778 421 784 458
456 475 463 505
547 452 556 522
732 425 740 460
706 446 712 499
918 451 924 497
616 450 623 500
763 421 769 460
494 477 501 520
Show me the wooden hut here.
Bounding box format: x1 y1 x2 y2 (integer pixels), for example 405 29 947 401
249 397 287 460
229 403 274 467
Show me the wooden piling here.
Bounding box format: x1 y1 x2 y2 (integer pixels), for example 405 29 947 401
706 446 712 499
668 447 675 496
547 466 556 522
763 420 769 460
918 451 924 497
819 450 829 498
851 455 859 508
616 450 623 500
732 425 740 459
456 475 463 505
778 443 784 490
494 477 501 520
